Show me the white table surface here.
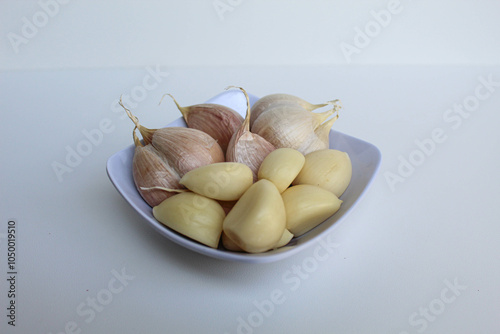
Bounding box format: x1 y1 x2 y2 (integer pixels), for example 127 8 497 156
1 64 499 334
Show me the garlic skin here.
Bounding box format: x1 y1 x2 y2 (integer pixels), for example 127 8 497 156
292 149 352 197
166 94 244 155
282 184 342 237
223 179 286 253
152 127 225 177
179 162 253 201
257 148 305 193
225 87 275 181
250 93 331 126
153 192 225 248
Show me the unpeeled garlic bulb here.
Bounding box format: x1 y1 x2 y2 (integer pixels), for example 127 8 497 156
120 99 225 207
223 179 286 253
292 149 352 197
165 94 244 155
131 127 182 207
282 184 342 236
250 94 342 155
153 192 225 248
225 87 275 181
250 93 332 126
151 127 225 176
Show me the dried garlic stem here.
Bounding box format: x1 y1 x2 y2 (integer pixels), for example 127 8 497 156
119 96 156 145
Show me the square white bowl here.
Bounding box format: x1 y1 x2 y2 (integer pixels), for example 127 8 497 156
106 90 382 263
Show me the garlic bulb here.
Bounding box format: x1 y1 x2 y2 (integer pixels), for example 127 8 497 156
164 94 244 155
120 99 225 207
151 127 225 176
250 93 332 126
225 87 275 181
250 95 342 155
131 127 183 207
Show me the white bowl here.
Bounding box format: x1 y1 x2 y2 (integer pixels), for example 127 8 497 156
106 90 382 263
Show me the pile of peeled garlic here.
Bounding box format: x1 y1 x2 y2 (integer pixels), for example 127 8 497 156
121 87 352 253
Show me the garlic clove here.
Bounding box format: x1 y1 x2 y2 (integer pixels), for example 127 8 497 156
223 179 286 253
274 229 294 249
153 192 225 248
257 148 305 193
292 149 352 197
164 94 244 155
225 87 275 181
250 93 330 126
282 184 342 237
221 231 243 251
152 127 225 177
179 162 253 201
131 127 183 207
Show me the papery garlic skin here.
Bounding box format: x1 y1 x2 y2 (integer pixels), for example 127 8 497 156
258 148 305 193
223 179 286 253
152 127 225 176
153 192 225 248
292 149 352 197
180 162 253 201
282 184 342 237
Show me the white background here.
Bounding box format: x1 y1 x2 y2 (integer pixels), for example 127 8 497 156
1 1 500 333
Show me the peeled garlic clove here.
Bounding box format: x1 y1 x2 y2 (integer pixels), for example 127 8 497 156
179 162 253 201
223 179 286 253
152 127 225 176
222 228 293 252
221 232 243 252
153 192 225 248
274 229 294 248
250 93 330 126
257 148 305 193
292 149 352 197
282 184 342 237
225 87 275 181
165 94 244 155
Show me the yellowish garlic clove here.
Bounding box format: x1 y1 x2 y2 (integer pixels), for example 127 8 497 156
282 184 342 237
292 149 352 197
152 192 225 248
257 148 305 193
274 229 294 249
250 93 331 126
163 94 244 155
225 86 275 181
151 127 225 177
131 127 184 207
222 228 293 252
179 162 253 201
221 231 243 252
223 179 286 253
